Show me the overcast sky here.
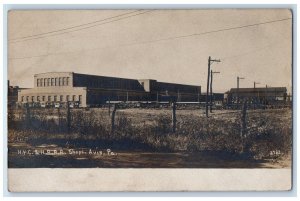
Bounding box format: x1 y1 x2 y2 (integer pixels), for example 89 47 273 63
8 9 292 93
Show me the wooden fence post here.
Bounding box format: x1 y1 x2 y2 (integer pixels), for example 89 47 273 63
108 99 111 116
240 100 248 153
67 101 71 133
25 104 31 128
240 100 247 139
111 103 117 133
57 107 61 129
172 101 176 133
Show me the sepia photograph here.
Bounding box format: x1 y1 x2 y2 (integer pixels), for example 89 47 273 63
6 8 293 191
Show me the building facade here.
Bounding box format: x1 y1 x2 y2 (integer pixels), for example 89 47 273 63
225 87 288 106
8 80 21 108
18 72 201 107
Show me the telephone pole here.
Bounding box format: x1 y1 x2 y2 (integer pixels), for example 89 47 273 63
237 76 245 105
210 70 220 113
206 56 221 117
254 81 260 107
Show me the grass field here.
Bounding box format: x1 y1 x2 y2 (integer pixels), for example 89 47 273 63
8 107 292 168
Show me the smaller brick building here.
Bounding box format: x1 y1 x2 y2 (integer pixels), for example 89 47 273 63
225 87 288 105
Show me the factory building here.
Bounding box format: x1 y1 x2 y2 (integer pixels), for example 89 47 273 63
225 87 288 106
17 72 201 107
8 80 23 108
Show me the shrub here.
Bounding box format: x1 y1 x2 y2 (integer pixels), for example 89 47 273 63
8 107 292 160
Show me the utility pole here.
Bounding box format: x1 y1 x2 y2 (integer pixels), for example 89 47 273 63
198 86 201 104
237 76 245 106
210 70 220 113
254 81 260 107
177 90 180 102
206 56 221 117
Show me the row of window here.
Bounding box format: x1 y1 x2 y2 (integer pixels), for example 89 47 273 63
36 77 70 87
21 95 82 103
76 77 145 91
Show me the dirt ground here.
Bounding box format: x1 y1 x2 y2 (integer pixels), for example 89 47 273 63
8 142 291 168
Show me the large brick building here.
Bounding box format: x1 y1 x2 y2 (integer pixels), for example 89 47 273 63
18 72 201 107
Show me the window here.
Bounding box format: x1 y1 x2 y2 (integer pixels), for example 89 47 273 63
66 95 69 101
66 77 69 86
37 79 39 87
44 79 46 87
72 95 76 101
48 96 51 102
26 96 29 101
79 95 82 103
54 96 57 102
42 96 45 102
62 77 66 86
47 78 50 86
51 78 54 86
59 78 62 86
37 96 40 101
55 78 58 86
31 96 34 102
21 96 24 102
60 95 63 102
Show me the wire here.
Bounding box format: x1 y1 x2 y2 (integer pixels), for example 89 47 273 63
9 10 142 41
9 10 153 43
120 17 292 46
9 17 291 60
220 39 289 61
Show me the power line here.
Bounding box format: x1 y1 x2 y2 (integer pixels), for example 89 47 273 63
120 17 291 46
9 10 142 42
9 17 291 60
220 38 289 61
9 10 153 44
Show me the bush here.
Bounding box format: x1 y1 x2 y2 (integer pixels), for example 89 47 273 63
155 115 171 134
244 111 292 159
8 108 292 160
